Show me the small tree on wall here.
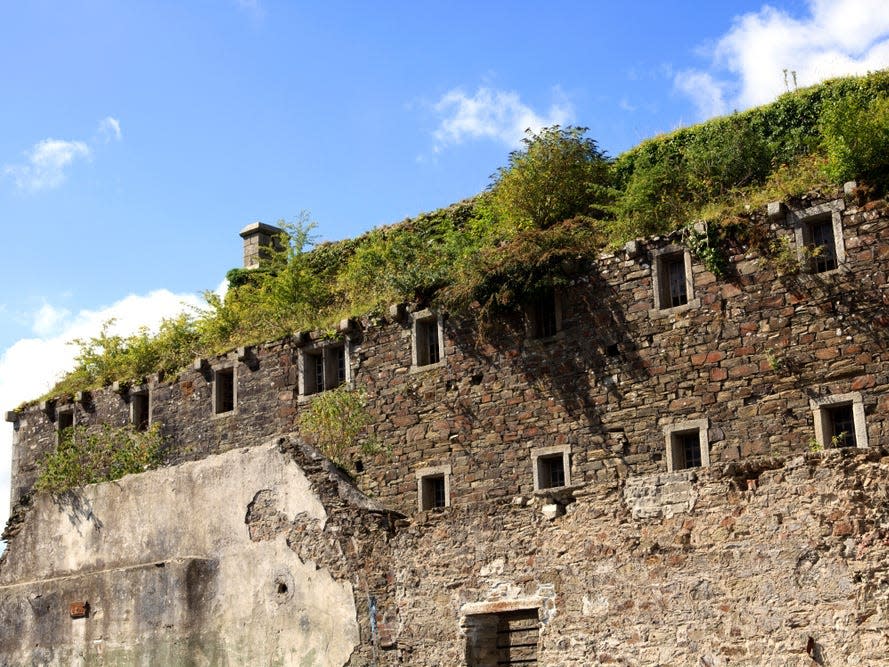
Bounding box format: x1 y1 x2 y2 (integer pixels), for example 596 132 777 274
297 387 378 470
491 125 613 229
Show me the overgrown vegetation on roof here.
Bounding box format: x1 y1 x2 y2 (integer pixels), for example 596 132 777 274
42 70 889 400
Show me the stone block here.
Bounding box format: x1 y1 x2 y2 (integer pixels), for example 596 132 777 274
767 201 785 221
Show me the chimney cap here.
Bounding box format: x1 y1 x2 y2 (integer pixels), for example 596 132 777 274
239 221 284 239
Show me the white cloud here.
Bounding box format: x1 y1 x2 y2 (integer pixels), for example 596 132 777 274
98 116 122 142
674 70 729 119
4 139 90 192
432 87 573 150
4 115 123 193
31 303 71 337
0 289 204 545
675 0 889 119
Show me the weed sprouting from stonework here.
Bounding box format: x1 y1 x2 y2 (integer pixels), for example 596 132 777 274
297 387 379 470
35 423 164 494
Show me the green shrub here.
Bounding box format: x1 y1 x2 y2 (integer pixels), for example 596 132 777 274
820 93 889 185
35 423 164 494
684 115 772 199
491 126 614 229
297 387 377 470
337 209 469 313
440 218 602 317
612 150 691 241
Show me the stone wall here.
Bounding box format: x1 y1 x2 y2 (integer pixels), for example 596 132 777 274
0 441 365 666
372 448 889 666
3 431 889 664
8 189 889 522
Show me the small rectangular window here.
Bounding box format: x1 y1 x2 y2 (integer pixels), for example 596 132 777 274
538 455 565 488
214 367 235 414
416 319 441 366
531 446 570 490
421 475 446 510
465 608 540 667
534 293 558 338
411 310 444 370
811 391 867 450
664 419 710 472
673 431 702 469
416 465 451 511
57 409 74 433
806 217 838 273
526 291 561 340
305 350 323 395
790 200 845 275
332 345 347 386
826 404 856 447
131 392 150 431
301 344 349 396
660 254 688 308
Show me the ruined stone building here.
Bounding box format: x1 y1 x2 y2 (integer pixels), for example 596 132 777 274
2 185 889 665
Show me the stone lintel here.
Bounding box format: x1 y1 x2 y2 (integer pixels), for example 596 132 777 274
460 597 543 617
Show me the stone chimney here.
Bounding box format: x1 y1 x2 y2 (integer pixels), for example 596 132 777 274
239 222 284 269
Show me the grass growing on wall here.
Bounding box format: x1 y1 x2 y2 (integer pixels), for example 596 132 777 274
39 70 889 401
34 423 164 494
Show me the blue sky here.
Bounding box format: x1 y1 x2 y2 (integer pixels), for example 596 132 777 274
2 0 888 533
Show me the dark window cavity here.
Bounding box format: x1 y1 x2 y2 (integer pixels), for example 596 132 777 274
537 454 565 489
806 216 838 273
214 368 235 414
132 392 150 431
826 404 856 447
420 474 447 510
660 254 688 308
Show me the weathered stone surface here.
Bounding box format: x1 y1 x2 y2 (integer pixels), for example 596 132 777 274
0 442 359 666
5 190 889 665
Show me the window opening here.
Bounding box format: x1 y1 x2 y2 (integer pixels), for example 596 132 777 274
302 344 349 396
214 368 235 414
417 319 441 366
333 346 347 385
538 454 565 489
416 465 451 511
465 608 539 667
532 291 558 339
57 409 74 433
790 199 845 274
664 419 710 472
306 351 323 395
807 217 838 273
131 392 149 431
496 609 539 667
810 391 867 450
661 254 688 308
412 310 444 369
421 475 446 510
826 404 855 447
674 431 702 469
